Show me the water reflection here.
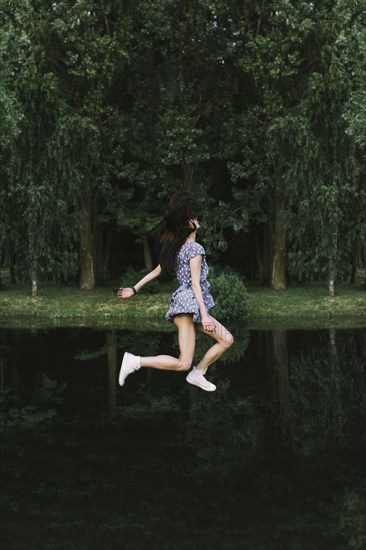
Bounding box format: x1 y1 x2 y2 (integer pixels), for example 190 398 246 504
106 331 117 418
1 327 366 548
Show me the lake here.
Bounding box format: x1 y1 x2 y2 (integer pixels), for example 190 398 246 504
1 326 366 549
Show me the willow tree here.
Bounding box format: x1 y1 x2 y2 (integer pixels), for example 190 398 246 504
1 0 130 292
285 0 366 294
344 94 366 286
0 0 82 295
228 0 365 292
0 21 23 283
45 0 134 289
343 12 366 286
226 0 321 289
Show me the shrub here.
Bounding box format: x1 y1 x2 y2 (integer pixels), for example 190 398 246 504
209 267 249 321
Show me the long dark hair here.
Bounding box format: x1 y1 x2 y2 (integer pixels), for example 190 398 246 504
155 187 201 276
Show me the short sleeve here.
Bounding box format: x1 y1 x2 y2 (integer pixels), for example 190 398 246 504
186 242 205 261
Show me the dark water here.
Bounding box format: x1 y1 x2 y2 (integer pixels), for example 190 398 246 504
1 326 366 549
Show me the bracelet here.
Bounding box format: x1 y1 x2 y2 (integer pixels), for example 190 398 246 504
131 286 137 295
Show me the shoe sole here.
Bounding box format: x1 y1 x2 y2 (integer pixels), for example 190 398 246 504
186 376 216 392
119 352 132 386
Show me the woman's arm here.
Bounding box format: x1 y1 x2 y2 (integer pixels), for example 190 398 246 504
117 264 162 299
190 256 216 333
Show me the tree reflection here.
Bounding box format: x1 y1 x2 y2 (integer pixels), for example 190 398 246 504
106 331 117 418
273 330 289 415
285 330 366 456
1 327 366 548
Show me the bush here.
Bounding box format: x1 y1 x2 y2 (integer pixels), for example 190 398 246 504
209 267 249 321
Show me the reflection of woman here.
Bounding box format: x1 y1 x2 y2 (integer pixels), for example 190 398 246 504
117 187 234 392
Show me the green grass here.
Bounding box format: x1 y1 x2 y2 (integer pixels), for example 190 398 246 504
0 282 365 330
0 284 171 331
246 282 366 329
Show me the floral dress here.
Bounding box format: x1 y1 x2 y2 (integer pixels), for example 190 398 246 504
165 241 215 324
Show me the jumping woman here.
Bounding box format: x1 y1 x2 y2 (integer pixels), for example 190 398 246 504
117 187 234 392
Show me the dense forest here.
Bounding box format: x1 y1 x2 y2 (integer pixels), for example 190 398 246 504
1 0 365 296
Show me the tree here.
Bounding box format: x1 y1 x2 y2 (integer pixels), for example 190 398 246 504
1 0 80 295
285 1 366 294
112 0 249 267
48 0 133 289
1 0 134 291
1 0 365 291
0 20 23 283
227 0 321 289
343 8 366 286
229 0 366 292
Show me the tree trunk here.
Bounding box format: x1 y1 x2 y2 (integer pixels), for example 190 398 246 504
29 225 38 297
255 231 264 282
271 178 287 290
350 262 356 284
31 278 38 297
143 236 153 271
328 197 338 297
9 254 16 284
79 192 95 290
103 227 114 281
328 278 336 297
27 143 38 296
273 330 289 415
263 222 273 285
3 240 16 283
329 328 343 443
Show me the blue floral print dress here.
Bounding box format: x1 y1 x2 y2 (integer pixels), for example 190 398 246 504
165 241 215 324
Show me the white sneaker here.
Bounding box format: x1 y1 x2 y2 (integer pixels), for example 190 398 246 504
119 352 141 386
186 367 216 392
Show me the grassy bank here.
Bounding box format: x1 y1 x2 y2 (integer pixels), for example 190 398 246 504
1 282 365 330
246 283 365 329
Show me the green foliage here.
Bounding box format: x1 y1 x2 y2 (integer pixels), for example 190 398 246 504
209 266 249 321
5 406 57 430
1 374 66 432
227 0 366 287
0 86 22 154
187 389 262 478
116 395 180 421
344 89 366 148
335 486 366 548
0 0 365 291
32 375 67 407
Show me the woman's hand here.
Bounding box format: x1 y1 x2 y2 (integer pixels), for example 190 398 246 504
117 287 135 299
116 265 161 300
201 314 217 334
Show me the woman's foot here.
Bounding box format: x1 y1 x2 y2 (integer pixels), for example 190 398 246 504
186 367 216 392
119 352 141 386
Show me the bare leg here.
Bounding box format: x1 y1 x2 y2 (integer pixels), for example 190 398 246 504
140 315 196 371
195 317 234 372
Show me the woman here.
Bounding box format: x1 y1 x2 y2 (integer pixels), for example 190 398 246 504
117 187 234 392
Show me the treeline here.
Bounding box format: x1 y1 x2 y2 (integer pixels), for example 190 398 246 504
0 0 365 296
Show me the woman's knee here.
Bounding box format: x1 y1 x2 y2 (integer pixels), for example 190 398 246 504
221 331 234 349
176 358 193 371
